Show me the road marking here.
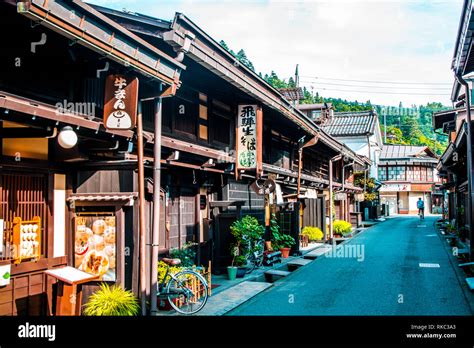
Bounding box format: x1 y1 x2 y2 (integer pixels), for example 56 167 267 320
425 234 437 237
419 263 440 268
417 225 426 228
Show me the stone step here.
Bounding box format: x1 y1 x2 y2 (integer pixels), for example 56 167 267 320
287 258 312 269
304 245 333 259
264 269 291 282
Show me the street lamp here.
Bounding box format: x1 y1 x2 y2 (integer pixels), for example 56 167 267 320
57 126 78 149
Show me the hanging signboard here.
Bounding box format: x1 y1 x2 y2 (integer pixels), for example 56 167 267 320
334 192 347 201
236 104 262 175
103 74 139 130
250 178 276 196
380 183 411 192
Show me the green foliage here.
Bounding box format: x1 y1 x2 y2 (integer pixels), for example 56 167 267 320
157 261 182 283
301 226 324 241
354 173 378 202
169 241 197 267
333 220 352 235
83 283 139 316
230 215 265 266
274 233 296 248
376 103 448 155
233 255 247 267
230 215 265 241
271 217 296 249
219 40 255 71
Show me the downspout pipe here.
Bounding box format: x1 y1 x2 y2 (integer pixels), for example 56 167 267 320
329 154 342 241
341 161 355 222
150 97 163 316
455 72 474 262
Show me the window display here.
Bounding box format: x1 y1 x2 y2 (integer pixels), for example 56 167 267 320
74 214 116 281
12 216 41 264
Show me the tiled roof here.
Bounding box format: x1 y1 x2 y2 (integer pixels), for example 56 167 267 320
380 145 436 160
321 110 377 136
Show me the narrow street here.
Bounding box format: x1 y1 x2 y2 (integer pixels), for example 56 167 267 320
228 216 473 315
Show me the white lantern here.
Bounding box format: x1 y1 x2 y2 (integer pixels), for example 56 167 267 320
57 126 78 149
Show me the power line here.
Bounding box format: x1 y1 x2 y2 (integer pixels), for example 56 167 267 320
299 80 451 90
300 75 452 85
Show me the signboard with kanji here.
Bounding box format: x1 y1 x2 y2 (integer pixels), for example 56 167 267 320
103 75 139 130
236 104 262 173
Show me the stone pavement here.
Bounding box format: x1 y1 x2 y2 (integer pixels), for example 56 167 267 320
196 281 272 316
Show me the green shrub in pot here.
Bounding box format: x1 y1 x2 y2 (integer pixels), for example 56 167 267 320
301 226 324 241
83 283 140 316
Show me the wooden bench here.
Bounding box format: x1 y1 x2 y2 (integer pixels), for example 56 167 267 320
264 269 291 282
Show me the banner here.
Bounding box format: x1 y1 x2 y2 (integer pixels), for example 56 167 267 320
236 104 262 173
103 74 139 130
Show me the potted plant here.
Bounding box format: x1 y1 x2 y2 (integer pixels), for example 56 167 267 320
333 220 352 238
270 215 295 258
229 215 265 274
235 255 247 278
301 226 324 243
83 283 140 316
227 245 239 280
276 234 296 258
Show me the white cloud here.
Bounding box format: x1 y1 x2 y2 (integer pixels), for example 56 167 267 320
88 0 463 106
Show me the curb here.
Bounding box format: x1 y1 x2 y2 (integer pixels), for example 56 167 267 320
433 220 474 315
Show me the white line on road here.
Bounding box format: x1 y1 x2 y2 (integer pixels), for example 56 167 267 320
419 263 440 268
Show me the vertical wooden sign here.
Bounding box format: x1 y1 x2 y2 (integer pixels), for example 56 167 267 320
236 104 262 177
103 74 139 130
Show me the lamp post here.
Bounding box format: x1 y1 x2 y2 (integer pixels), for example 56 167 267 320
457 71 474 262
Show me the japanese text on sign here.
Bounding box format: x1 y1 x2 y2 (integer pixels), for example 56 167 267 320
237 105 258 169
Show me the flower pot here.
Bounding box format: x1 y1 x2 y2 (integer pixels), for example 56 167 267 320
279 247 291 258
236 267 247 278
227 266 238 280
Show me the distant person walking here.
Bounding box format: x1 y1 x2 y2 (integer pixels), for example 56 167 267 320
417 197 425 220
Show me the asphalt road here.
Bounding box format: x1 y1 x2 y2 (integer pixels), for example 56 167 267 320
228 216 473 315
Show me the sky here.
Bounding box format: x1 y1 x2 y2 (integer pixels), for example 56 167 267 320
88 0 463 107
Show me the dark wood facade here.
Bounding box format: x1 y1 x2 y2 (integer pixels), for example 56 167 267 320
0 0 367 316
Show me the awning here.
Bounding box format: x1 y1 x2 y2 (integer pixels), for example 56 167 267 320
17 0 184 91
67 192 137 206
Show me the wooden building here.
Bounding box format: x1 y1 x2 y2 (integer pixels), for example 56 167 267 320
0 0 368 316
378 145 441 215
94 6 368 269
0 0 183 315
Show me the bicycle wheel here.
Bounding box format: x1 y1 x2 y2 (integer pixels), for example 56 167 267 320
166 270 208 315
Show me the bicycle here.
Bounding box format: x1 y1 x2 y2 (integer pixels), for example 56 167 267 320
241 235 265 274
157 258 209 315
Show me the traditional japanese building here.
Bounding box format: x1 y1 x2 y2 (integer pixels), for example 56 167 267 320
0 0 368 316
378 145 441 215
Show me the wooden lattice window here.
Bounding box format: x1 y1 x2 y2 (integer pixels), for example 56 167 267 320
0 173 48 261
